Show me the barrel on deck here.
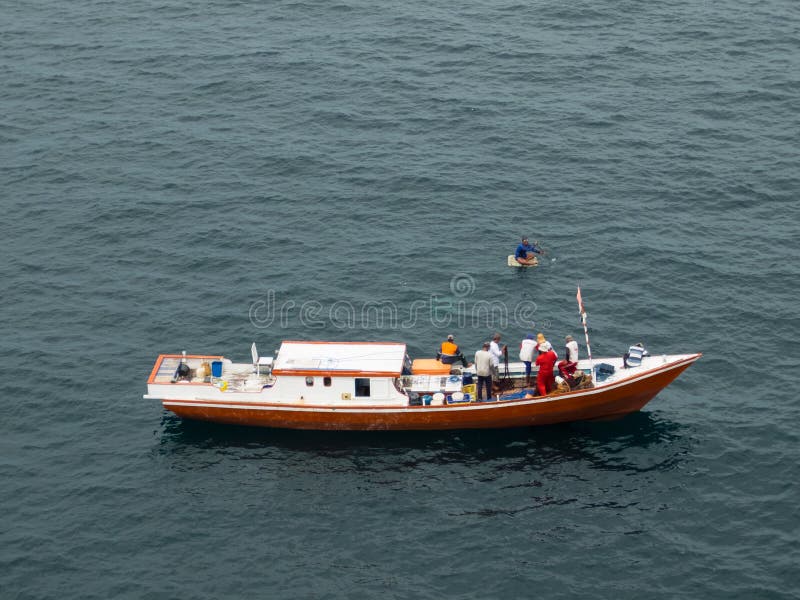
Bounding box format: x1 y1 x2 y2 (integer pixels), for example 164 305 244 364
211 361 223 378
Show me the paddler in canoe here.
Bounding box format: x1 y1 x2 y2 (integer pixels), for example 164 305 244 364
513 237 544 266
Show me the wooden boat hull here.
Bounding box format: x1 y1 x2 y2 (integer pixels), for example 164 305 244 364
160 354 699 431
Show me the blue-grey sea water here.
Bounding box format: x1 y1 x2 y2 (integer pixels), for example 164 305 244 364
2 0 799 598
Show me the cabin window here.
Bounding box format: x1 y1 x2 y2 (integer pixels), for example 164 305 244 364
323 376 332 387
305 376 314 386
355 378 370 397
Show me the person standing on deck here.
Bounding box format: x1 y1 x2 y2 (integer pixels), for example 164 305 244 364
535 332 557 360
515 237 543 266
474 342 493 402
489 333 506 380
535 341 558 396
535 332 553 350
558 335 580 380
519 333 537 386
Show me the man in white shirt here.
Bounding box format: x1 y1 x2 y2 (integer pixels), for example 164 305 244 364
519 333 537 386
558 335 580 380
565 335 579 362
489 333 505 380
473 342 494 401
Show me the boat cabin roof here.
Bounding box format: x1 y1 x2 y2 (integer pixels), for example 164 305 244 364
272 341 407 377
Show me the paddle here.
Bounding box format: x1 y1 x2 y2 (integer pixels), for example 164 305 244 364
533 240 557 263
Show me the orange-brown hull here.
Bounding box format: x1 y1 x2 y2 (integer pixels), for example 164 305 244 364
162 355 698 431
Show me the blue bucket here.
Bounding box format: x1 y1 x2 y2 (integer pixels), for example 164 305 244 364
211 361 223 378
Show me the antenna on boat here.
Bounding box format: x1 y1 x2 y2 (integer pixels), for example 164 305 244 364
251 342 259 374
576 286 594 376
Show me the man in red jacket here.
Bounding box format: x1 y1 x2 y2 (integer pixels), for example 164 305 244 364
535 341 558 396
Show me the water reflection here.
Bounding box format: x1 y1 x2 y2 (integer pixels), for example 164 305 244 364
156 410 690 475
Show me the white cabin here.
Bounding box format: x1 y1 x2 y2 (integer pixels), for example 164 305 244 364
145 341 413 407
268 341 410 404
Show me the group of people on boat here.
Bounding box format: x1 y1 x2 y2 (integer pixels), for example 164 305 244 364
518 333 580 392
436 331 583 402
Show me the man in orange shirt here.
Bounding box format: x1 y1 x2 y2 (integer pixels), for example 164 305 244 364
437 334 468 367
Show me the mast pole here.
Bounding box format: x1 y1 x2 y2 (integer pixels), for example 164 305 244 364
577 286 594 375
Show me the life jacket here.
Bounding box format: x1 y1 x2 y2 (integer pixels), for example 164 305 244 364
440 341 459 356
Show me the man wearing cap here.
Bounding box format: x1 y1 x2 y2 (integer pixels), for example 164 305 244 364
558 335 580 380
623 342 649 368
474 342 493 401
489 333 506 381
514 237 543 266
519 333 537 386
535 340 558 396
436 334 468 367
535 332 556 359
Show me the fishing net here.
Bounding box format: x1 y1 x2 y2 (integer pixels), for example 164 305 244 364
546 372 595 396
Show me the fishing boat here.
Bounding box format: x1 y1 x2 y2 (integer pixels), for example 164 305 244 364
144 340 701 431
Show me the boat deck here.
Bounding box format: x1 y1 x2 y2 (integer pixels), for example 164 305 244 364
147 352 696 406
148 354 264 387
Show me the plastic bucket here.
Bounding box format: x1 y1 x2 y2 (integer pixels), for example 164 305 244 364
449 392 466 403
211 361 223 378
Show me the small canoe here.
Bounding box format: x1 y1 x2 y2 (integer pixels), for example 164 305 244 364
508 254 538 267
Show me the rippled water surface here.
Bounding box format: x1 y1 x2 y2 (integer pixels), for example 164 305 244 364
2 0 799 598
